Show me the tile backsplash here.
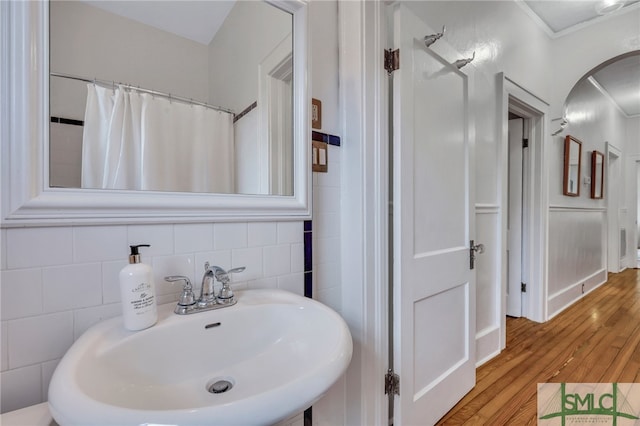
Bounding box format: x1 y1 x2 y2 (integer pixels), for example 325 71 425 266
0 221 304 413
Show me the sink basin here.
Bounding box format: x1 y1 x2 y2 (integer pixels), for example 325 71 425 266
48 289 352 425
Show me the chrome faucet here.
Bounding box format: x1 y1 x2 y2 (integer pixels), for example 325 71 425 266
165 263 246 315
198 262 218 308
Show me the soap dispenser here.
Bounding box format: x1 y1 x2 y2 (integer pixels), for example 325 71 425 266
119 244 158 331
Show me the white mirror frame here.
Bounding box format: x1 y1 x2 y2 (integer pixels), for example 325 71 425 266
0 0 310 226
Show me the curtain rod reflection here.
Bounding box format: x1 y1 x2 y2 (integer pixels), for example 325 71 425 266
50 72 235 115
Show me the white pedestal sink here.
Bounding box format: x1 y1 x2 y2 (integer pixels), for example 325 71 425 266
48 289 352 425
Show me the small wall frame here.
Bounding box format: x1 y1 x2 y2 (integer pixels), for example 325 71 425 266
591 150 604 199
563 135 582 197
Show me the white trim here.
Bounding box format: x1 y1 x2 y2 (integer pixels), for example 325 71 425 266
476 204 500 214
606 142 623 273
547 268 607 319
549 205 607 212
475 325 501 367
338 1 389 425
1 0 311 227
628 155 640 270
587 76 633 119
504 76 550 107
259 33 294 195
499 73 550 337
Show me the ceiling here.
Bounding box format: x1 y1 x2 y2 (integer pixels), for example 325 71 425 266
591 54 640 116
520 0 640 117
83 1 235 45
522 0 640 35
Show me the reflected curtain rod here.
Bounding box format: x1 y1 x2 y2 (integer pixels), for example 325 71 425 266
50 71 235 115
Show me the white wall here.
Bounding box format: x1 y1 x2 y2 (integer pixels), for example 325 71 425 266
206 2 292 195
50 1 210 120
207 1 291 113
546 77 629 317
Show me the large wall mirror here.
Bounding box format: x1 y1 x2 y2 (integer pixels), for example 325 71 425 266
563 135 582 197
1 0 310 225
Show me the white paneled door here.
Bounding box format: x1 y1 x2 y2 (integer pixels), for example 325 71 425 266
392 4 476 425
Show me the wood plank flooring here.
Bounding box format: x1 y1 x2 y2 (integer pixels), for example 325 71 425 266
437 268 640 425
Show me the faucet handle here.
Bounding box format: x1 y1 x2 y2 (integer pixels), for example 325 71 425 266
164 276 196 307
217 266 246 303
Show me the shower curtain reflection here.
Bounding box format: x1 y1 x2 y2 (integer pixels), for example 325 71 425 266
82 84 234 193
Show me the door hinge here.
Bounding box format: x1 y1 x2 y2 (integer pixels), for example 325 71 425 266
523 138 529 148
385 369 400 395
385 49 399 74
521 282 527 292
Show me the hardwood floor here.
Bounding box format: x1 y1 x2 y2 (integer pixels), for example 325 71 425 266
437 268 640 425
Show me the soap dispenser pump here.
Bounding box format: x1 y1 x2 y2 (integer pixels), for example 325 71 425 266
119 244 158 331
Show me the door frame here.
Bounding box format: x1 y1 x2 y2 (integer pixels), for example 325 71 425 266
506 117 526 318
338 1 390 425
631 155 640 270
498 75 550 344
606 143 623 273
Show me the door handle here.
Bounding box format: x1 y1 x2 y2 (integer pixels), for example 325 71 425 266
470 240 485 270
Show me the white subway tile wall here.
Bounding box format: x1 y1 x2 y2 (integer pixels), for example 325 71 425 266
290 242 305 273
72 226 127 263
1 322 8 372
248 222 277 247
277 222 304 244
1 365 42 412
6 227 73 269
42 264 102 313
8 312 74 369
312 144 341 314
1 229 8 270
0 221 304 413
213 223 248 250
1 269 44 320
263 245 292 278
173 224 214 254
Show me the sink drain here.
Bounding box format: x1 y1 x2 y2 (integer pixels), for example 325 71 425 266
207 379 234 394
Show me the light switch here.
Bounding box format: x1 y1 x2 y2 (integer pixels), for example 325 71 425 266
312 141 328 173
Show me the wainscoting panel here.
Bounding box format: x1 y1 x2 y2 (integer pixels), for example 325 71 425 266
475 205 500 365
547 208 606 318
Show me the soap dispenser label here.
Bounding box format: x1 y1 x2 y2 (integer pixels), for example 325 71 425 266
130 282 155 313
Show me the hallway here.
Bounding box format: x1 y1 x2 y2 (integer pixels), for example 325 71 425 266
438 269 640 425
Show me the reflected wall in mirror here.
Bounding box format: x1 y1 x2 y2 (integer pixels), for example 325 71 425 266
49 0 293 195
591 150 604 199
563 135 582 197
